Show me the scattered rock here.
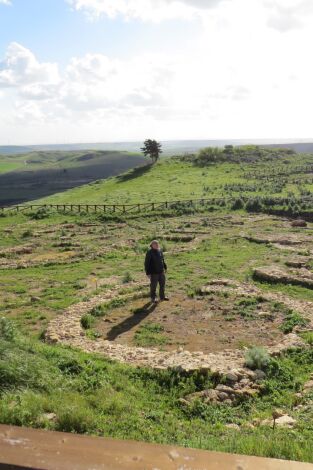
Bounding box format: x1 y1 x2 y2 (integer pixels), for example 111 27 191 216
291 219 307 228
225 423 240 431
254 369 266 381
242 422 255 430
226 372 239 383
42 412 57 422
253 266 313 290
275 415 297 428
261 414 296 428
303 380 313 392
272 409 285 420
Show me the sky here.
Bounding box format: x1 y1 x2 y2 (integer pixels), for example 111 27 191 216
0 0 312 145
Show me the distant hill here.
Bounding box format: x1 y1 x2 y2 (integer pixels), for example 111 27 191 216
0 150 146 206
264 142 313 153
1 139 313 156
0 145 33 155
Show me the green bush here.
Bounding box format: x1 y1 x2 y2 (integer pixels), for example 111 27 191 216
29 207 52 220
280 311 308 334
0 318 15 341
245 198 263 213
302 332 313 347
80 314 94 330
90 298 127 318
90 304 108 318
231 198 244 210
245 346 270 371
122 272 133 284
21 229 33 238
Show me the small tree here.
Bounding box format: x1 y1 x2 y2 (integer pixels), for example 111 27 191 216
141 139 162 164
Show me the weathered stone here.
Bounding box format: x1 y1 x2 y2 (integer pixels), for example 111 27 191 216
226 372 239 383
215 385 234 393
45 277 311 384
261 414 296 428
272 409 285 420
275 415 297 428
254 370 266 381
303 380 313 391
203 389 219 403
253 266 313 290
291 219 307 228
217 392 229 402
225 424 240 431
242 423 255 430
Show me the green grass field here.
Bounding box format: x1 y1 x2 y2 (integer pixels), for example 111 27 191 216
0 162 24 174
1 146 313 463
37 147 313 206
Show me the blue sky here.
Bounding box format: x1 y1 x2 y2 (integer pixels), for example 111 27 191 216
0 0 197 65
0 0 312 144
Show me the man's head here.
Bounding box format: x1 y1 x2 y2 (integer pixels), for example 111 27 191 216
150 240 159 250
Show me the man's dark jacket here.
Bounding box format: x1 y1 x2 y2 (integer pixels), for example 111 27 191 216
145 249 167 275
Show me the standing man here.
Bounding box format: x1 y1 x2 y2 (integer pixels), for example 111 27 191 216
145 240 169 303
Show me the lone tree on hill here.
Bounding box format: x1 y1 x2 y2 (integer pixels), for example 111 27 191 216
141 139 162 164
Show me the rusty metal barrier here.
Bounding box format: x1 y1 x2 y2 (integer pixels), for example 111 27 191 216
0 425 312 470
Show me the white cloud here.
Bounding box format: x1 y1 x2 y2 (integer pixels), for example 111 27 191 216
0 0 11 5
67 0 226 21
264 0 313 32
1 0 313 144
0 42 60 88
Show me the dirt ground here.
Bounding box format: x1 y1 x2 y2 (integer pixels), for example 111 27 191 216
95 292 286 353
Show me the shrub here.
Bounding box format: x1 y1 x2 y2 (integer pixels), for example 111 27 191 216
0 317 15 341
29 207 52 220
302 332 313 347
245 198 263 213
90 304 108 318
280 311 309 334
245 346 270 371
231 198 244 210
56 406 95 434
122 272 133 284
80 314 94 330
196 147 226 165
21 230 33 238
90 298 126 318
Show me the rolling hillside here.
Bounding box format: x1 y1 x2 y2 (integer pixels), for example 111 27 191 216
36 146 313 206
0 150 146 205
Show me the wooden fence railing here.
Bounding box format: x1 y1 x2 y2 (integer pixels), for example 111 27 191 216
0 425 311 470
1 195 313 215
0 198 230 214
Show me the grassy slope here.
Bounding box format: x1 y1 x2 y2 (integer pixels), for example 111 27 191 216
1 335 312 462
0 150 146 205
1 149 313 462
0 209 313 461
38 150 313 205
